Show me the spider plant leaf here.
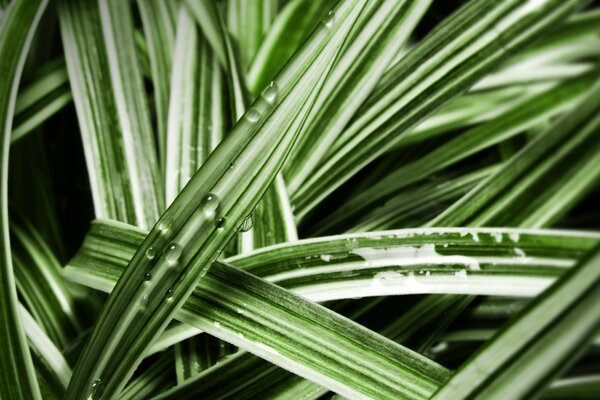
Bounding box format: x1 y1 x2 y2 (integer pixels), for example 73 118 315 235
292 0 585 218
247 0 338 95
11 219 81 349
68 220 599 303
431 76 600 227
165 7 228 205
431 243 600 400
0 0 48 397
319 76 593 233
284 0 432 193
226 0 277 69
137 0 177 167
64 2 370 397
346 165 498 233
58 0 163 229
20 304 72 397
119 353 175 400
68 221 451 399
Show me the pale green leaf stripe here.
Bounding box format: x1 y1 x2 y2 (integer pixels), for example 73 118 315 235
68 224 449 400
0 0 48 398
293 0 583 218
58 0 163 229
68 220 599 302
318 77 592 232
285 0 432 193
64 2 367 397
19 304 72 393
98 0 164 225
137 0 177 168
432 243 600 399
165 7 227 205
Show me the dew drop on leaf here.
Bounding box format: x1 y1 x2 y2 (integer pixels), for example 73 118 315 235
166 288 173 299
88 378 104 399
164 243 182 265
262 81 278 104
144 272 151 281
324 10 335 29
239 214 253 232
157 215 173 233
215 217 226 228
245 108 261 122
200 193 220 217
145 246 156 260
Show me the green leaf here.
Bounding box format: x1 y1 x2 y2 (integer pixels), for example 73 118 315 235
68 223 450 400
226 0 277 69
431 76 600 227
64 2 369 397
285 0 432 194
58 0 163 229
0 0 48 398
318 76 593 233
12 218 81 350
432 243 600 399
136 0 177 168
246 0 338 95
292 0 584 219
164 6 228 205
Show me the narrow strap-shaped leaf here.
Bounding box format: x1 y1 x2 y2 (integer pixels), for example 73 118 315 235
226 0 277 69
58 0 163 229
431 76 600 227
285 0 432 194
11 58 71 142
293 0 583 218
119 353 175 400
67 222 450 399
247 0 338 95
65 2 367 397
347 165 498 233
12 220 81 349
19 304 72 397
0 0 48 398
165 7 227 205
136 0 177 169
432 243 600 399
318 77 592 232
68 221 599 301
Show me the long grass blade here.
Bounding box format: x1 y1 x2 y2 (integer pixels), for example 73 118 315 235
0 0 48 397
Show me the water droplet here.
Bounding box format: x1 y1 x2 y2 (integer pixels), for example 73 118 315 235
229 162 234 169
145 246 157 260
324 10 335 29
164 243 182 265
245 108 261 122
214 321 221 328
166 288 173 299
157 215 173 233
320 254 332 262
215 217 226 228
239 214 253 232
88 378 104 399
261 81 278 104
200 193 220 217
144 272 152 281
